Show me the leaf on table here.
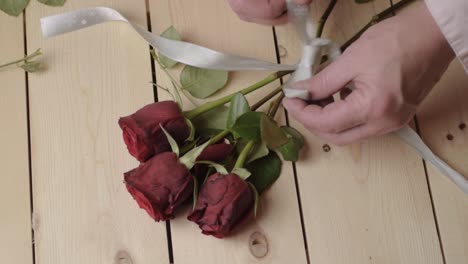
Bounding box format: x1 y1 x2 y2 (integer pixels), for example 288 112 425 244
246 151 282 194
261 114 288 149
20 61 41 73
277 126 305 162
180 65 228 99
231 112 262 141
0 0 30 16
158 26 181 68
355 0 373 3
37 0 66 6
227 93 250 129
192 106 229 136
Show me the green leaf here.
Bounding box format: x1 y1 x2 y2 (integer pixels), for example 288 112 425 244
231 112 262 141
179 140 210 170
196 161 228 175
236 140 269 163
276 126 305 162
158 26 181 68
160 125 179 157
246 151 282 194
180 65 228 99
247 182 259 218
185 118 195 142
355 0 373 3
0 0 29 16
192 106 229 135
37 0 65 6
227 93 250 129
20 61 41 73
232 167 251 180
261 115 288 149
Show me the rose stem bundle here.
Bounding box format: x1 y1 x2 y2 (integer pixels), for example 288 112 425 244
184 70 292 120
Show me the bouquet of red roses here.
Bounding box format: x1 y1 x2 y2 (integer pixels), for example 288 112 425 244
119 72 304 238
118 36 304 237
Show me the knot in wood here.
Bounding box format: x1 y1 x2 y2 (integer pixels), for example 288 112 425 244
114 250 133 264
249 231 268 258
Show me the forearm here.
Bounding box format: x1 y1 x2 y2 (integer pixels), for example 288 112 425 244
425 0 468 73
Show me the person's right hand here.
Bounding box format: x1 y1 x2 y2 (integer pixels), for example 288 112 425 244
227 0 311 25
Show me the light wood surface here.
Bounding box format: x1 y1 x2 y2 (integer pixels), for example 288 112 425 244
275 1 445 263
0 13 33 264
25 1 168 263
150 1 307 263
418 61 468 264
0 0 466 263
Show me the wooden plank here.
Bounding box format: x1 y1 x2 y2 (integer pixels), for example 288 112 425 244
0 13 33 264
150 1 308 263
275 1 445 263
25 1 169 263
418 60 468 264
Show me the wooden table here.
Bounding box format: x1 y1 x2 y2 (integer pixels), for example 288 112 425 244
1 0 467 263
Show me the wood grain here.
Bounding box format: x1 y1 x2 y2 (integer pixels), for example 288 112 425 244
418 60 468 264
0 13 33 264
150 1 308 263
25 1 169 263
275 1 445 263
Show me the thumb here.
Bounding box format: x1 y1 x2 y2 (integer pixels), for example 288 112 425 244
291 55 356 100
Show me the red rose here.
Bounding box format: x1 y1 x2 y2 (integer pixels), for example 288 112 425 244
124 152 194 221
188 173 254 238
194 141 233 180
118 101 190 162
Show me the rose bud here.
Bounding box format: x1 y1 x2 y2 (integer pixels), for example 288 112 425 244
124 152 194 221
188 173 254 238
194 141 233 180
118 101 190 162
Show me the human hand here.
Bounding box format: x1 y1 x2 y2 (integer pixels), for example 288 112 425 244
227 0 311 25
283 2 454 145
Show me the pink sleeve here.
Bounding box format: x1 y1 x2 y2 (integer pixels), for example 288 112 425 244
425 0 468 73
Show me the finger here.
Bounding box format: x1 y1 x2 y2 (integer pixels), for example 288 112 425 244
239 13 289 25
283 91 368 133
229 0 286 20
312 124 376 146
291 55 357 100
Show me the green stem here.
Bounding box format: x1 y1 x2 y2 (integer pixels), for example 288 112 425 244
208 129 230 145
0 48 42 70
316 0 338 38
185 70 292 119
341 0 415 51
268 92 285 118
251 85 283 111
234 140 255 169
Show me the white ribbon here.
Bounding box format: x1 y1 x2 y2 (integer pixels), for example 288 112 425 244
40 6 468 194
